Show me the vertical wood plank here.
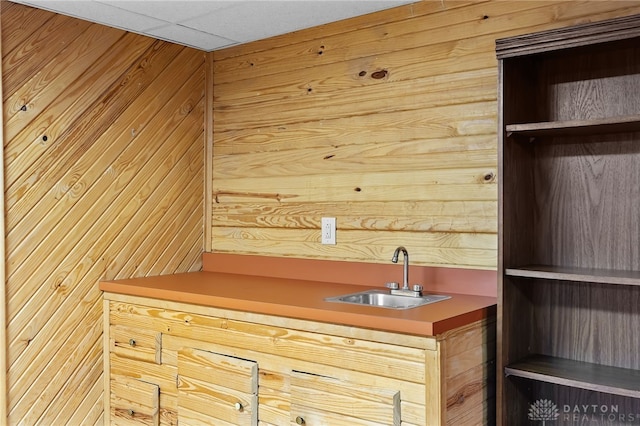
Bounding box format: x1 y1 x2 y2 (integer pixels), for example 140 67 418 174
205 52 214 253
0 5 6 423
103 299 111 425
424 344 443 425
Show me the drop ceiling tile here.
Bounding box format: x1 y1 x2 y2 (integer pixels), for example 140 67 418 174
97 0 235 24
15 0 166 32
145 23 237 50
10 0 417 51
184 0 411 43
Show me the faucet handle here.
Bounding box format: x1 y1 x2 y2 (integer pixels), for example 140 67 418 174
385 282 399 290
413 285 423 293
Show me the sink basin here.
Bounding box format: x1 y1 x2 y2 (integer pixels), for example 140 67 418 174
325 290 450 310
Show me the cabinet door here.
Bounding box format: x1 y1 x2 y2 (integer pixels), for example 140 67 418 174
110 376 160 426
290 371 400 426
110 324 162 364
177 347 258 426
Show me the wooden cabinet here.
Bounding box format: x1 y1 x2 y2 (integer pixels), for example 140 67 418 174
290 371 400 425
104 293 494 425
497 14 640 425
177 348 258 425
110 376 160 426
111 324 162 364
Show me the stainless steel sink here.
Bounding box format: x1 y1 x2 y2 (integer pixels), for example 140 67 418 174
325 289 450 310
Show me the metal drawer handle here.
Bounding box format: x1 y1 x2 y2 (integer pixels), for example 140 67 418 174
128 338 136 347
127 409 135 416
234 402 243 411
296 416 305 425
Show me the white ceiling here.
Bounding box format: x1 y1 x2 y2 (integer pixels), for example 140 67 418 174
10 0 416 51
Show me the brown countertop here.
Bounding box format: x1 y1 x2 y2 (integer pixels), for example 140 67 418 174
100 271 496 337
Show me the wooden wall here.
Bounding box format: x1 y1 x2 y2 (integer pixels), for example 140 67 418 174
0 4 5 420
1 2 204 424
3 1 640 425
210 0 640 270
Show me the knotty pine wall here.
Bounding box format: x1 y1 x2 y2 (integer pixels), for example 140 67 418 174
2 2 204 424
210 0 640 270
3 1 640 425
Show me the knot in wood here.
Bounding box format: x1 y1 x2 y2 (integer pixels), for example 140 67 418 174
371 69 388 79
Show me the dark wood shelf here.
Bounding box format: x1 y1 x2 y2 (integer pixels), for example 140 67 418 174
506 355 640 398
496 14 640 59
505 265 640 286
505 115 640 138
498 15 640 423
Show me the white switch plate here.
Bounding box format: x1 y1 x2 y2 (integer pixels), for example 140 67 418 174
321 217 336 245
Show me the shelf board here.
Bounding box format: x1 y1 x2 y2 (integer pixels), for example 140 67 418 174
505 355 640 398
505 115 640 138
505 265 640 286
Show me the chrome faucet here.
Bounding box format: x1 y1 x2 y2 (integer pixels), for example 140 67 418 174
388 246 422 297
391 246 410 290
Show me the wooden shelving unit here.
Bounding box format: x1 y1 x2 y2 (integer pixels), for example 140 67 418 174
497 15 640 424
505 266 640 286
505 115 640 138
505 355 640 399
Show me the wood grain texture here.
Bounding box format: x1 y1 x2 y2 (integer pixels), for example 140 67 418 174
498 11 640 425
111 376 160 426
209 0 640 270
106 297 495 425
533 138 640 270
2 3 204 425
177 348 258 426
3 1 640 424
291 371 400 425
0 5 6 422
443 317 497 425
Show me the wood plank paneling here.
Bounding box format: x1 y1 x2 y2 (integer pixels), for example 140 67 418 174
2 3 204 425
0 3 6 422
3 1 640 424
210 0 640 270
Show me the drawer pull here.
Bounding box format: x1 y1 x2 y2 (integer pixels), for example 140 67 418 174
127 409 135 416
128 338 136 347
234 402 243 411
295 416 305 425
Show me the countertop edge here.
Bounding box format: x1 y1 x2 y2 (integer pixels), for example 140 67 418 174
99 271 496 337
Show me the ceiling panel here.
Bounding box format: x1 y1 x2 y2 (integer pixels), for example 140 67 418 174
10 0 416 51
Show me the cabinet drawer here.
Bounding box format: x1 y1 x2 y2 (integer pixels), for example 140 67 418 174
111 376 160 426
290 371 400 426
110 324 161 364
177 347 258 426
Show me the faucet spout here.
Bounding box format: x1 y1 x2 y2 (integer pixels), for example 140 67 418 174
391 246 409 290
